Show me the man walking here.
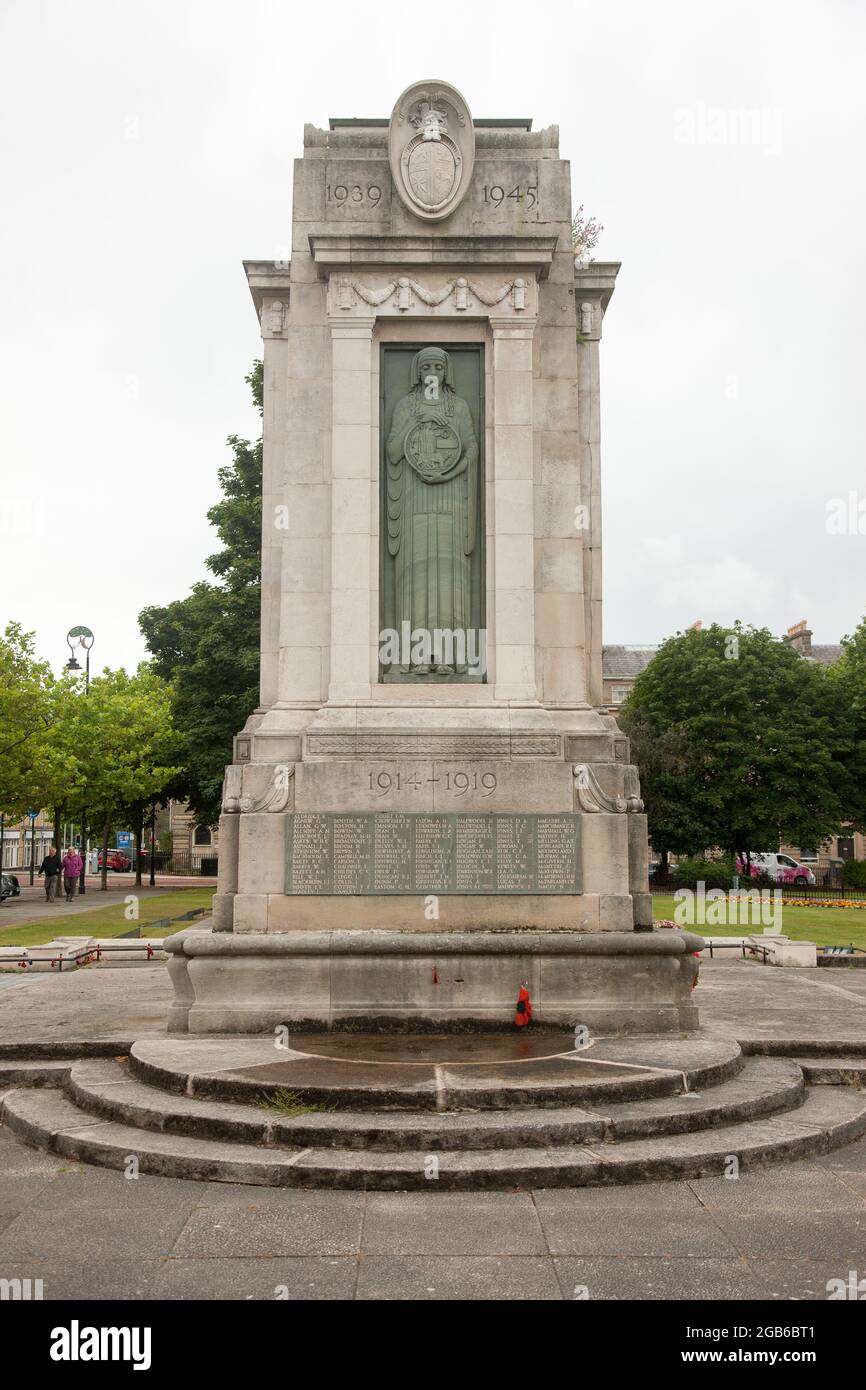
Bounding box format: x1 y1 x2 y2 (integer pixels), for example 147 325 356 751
37 845 62 902
62 846 83 902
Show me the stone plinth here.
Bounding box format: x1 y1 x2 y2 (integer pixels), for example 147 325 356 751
164 928 703 1035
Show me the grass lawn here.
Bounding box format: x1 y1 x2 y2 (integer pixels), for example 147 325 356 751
0 888 213 948
653 893 866 951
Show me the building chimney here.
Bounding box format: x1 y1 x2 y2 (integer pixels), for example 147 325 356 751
784 620 812 657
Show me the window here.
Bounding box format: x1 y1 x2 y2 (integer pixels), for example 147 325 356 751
611 686 630 705
193 826 212 847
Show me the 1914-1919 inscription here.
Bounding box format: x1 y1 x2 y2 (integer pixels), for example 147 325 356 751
286 813 581 895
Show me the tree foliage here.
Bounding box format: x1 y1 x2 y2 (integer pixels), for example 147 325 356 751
1 626 180 885
831 612 866 828
139 363 262 826
0 624 57 817
620 622 860 859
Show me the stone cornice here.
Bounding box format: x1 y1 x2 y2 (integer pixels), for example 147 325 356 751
573 260 621 314
308 234 558 277
244 260 292 315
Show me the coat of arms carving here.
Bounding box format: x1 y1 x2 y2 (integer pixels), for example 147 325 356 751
389 80 474 222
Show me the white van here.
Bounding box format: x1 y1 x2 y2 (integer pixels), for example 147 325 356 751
746 853 816 885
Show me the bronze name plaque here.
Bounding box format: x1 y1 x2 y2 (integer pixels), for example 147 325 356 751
286 812 582 896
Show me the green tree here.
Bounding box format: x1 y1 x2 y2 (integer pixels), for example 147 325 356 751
620 622 860 864
831 611 866 829
66 666 182 889
139 362 262 826
0 624 56 819
38 677 89 854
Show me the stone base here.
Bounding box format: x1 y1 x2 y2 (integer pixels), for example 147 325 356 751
164 927 703 1035
235 892 635 934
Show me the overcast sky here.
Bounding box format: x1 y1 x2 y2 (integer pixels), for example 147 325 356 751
2 0 864 676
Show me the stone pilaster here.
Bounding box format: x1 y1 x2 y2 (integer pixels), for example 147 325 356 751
327 317 376 702
574 262 620 710
491 318 537 701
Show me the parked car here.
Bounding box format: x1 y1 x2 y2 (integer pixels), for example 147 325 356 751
1 872 21 900
739 852 816 886
97 849 131 872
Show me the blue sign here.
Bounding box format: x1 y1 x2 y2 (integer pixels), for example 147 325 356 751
116 832 133 849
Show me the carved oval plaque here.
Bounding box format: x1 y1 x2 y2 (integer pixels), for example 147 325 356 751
389 79 474 222
405 419 461 479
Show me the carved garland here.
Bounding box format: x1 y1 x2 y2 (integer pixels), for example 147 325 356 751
335 276 527 313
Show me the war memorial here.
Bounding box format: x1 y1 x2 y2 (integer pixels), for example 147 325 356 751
164 77 702 1037
4 81 865 1196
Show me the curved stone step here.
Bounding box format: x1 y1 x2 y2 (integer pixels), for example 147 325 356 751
65 1056 803 1150
0 1040 132 1059
791 1057 866 1086
595 1057 803 1139
740 1038 866 1057
0 1060 73 1086
0 1088 307 1186
127 1033 743 1111
286 1088 866 1190
4 1077 862 1190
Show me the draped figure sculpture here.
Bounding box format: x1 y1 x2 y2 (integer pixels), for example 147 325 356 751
385 347 479 676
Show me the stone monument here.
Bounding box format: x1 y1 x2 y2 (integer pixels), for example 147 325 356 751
166 79 701 1034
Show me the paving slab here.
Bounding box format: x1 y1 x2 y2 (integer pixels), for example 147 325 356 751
356 1256 562 1301
362 1192 546 1256
0 1201 193 1263
535 1207 738 1258
170 1193 365 1258
553 1256 767 1301
25 1167 213 1211
816 1132 866 1172
688 1161 866 1212
152 1256 357 1301
751 1259 866 1301
712 1210 866 1260
1 1260 163 1301
534 1180 705 1211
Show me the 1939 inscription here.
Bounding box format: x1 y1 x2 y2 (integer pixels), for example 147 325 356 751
286 812 581 896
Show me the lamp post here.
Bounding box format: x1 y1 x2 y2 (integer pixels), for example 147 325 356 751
27 809 38 885
66 626 94 894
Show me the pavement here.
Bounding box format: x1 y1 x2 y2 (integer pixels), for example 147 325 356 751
1 1135 865 1300
1 955 865 1300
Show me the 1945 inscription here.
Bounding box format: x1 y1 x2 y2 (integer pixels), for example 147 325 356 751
286 812 581 896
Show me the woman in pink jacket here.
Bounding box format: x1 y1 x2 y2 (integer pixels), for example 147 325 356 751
62 848 83 902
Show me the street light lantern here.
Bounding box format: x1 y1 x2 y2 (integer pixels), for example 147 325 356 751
66 625 94 678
